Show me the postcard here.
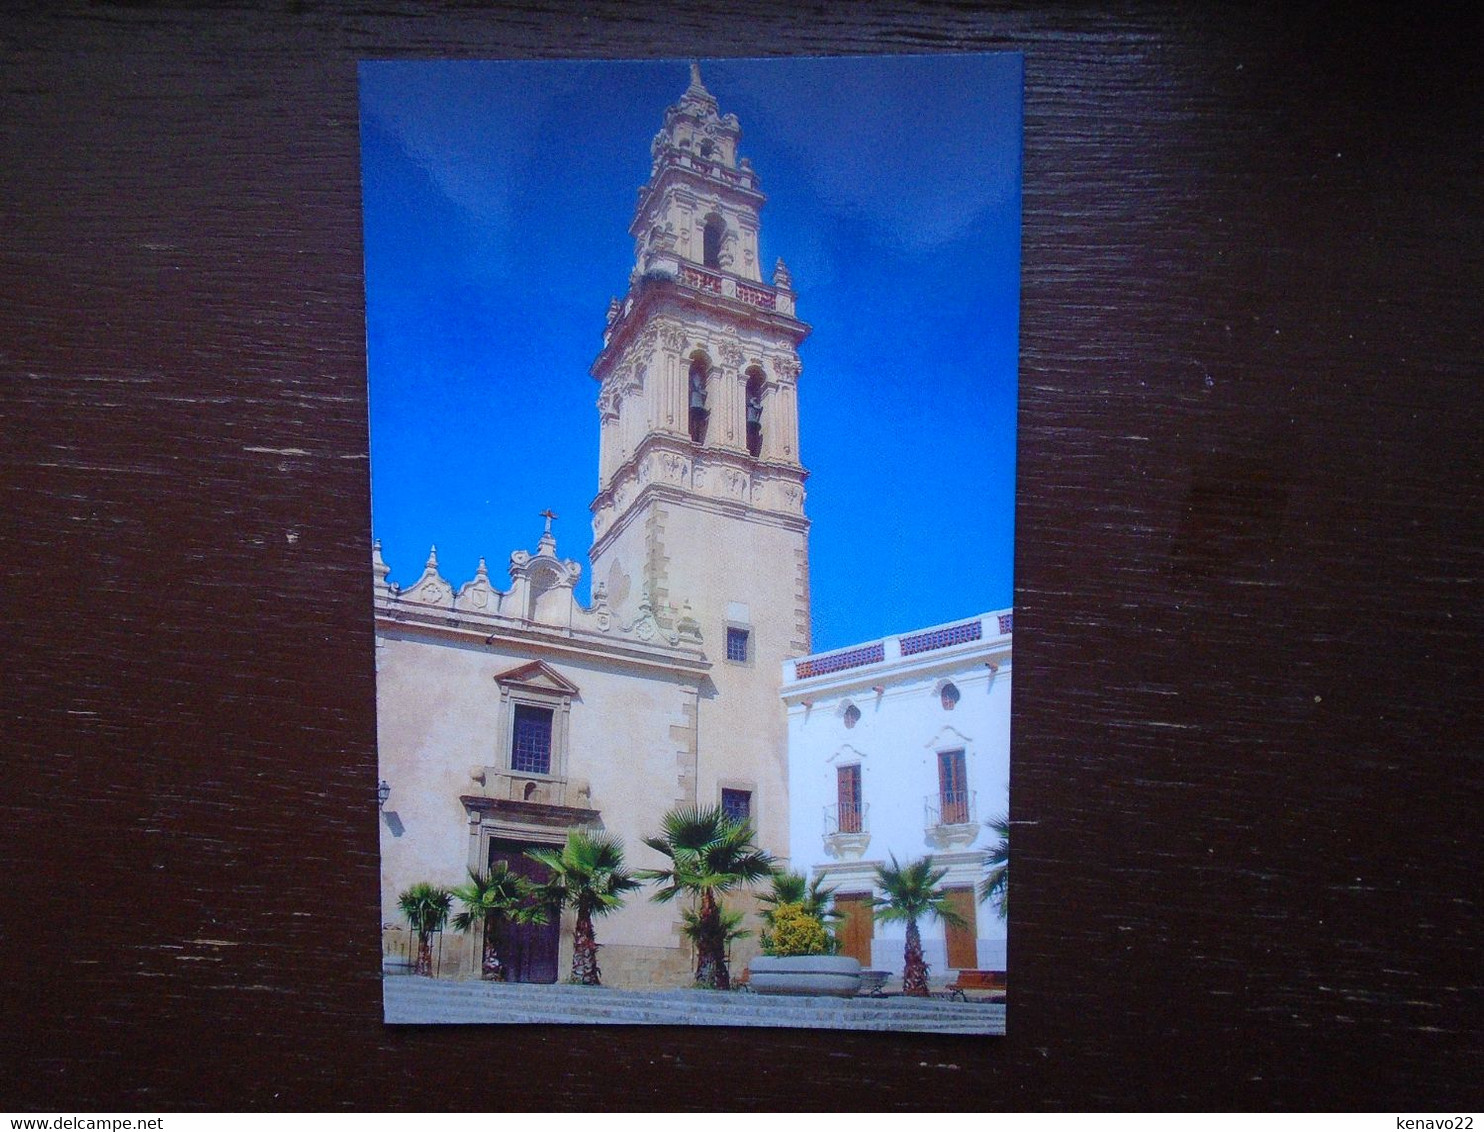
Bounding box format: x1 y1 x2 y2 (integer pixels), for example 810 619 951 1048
361 55 1020 1033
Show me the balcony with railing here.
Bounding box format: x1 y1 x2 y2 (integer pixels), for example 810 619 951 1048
822 802 871 860
924 789 979 849
786 611 1010 684
676 264 783 313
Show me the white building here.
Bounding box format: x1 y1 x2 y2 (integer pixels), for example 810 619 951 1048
782 611 1012 979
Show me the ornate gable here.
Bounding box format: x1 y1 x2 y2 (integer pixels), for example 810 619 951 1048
492 660 580 698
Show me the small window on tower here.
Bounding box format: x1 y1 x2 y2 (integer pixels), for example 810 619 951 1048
726 626 750 663
721 788 752 824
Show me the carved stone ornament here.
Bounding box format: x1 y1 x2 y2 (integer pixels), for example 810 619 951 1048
456 557 497 613
403 546 455 608
719 340 744 367
660 323 688 351
620 592 680 647
773 354 801 381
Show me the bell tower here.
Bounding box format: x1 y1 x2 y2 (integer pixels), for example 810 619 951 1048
588 64 810 857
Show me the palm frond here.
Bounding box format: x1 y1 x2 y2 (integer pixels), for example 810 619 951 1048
397 882 452 933
978 814 1009 917
529 828 641 919
871 853 963 927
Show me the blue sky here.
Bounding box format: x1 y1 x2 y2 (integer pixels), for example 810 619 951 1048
360 56 1021 653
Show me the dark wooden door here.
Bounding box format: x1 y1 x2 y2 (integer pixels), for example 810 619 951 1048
938 750 969 824
489 839 560 984
836 764 862 832
834 894 874 967
943 887 978 970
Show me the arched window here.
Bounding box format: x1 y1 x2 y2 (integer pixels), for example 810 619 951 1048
688 355 710 445
745 369 764 458
940 682 961 710
702 213 725 269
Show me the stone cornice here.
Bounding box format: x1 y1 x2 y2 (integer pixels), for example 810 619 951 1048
594 272 808 377
590 476 811 564
780 613 1014 704
459 795 602 828
599 431 808 499
375 601 711 679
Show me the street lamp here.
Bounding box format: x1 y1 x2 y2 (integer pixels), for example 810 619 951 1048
377 779 391 810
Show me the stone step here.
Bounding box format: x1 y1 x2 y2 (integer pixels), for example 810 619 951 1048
383 977 1004 1034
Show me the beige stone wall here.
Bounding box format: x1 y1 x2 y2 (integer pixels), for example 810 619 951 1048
589 496 807 869
377 625 713 978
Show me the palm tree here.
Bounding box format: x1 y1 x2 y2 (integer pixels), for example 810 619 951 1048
979 815 1009 920
527 829 641 985
397 882 452 977
871 854 965 997
450 862 543 981
639 804 776 989
681 904 751 967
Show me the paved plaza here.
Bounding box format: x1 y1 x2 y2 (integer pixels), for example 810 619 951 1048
384 976 1005 1035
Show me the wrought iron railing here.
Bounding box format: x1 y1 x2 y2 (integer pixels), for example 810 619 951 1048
824 802 869 837
925 789 976 828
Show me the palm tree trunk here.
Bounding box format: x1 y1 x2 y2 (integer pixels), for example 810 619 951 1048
694 890 731 990
481 913 504 981
571 907 601 985
902 918 929 996
414 930 434 977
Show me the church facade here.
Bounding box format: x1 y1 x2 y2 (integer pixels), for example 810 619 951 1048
375 66 812 988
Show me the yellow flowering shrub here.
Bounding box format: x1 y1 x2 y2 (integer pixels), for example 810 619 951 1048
765 902 831 957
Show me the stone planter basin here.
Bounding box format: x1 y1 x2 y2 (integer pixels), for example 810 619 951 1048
749 955 863 997
857 969 891 997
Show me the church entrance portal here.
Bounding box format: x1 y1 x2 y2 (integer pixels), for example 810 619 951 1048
489 839 560 983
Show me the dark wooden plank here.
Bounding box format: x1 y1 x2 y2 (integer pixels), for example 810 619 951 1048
1 1 1479 1111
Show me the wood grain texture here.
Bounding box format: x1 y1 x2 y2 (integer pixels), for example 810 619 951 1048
1 1 1479 1111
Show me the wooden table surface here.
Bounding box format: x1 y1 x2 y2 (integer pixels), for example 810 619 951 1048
2 2 1479 1112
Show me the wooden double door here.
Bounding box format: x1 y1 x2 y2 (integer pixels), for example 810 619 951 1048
488 839 561 984
836 889 977 970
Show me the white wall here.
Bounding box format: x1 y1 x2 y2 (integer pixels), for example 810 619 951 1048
783 612 1012 978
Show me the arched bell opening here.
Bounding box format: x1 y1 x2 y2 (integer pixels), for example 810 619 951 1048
702 213 726 269
744 368 765 458
688 353 711 445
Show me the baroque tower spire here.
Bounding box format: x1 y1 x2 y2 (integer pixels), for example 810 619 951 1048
590 65 810 583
